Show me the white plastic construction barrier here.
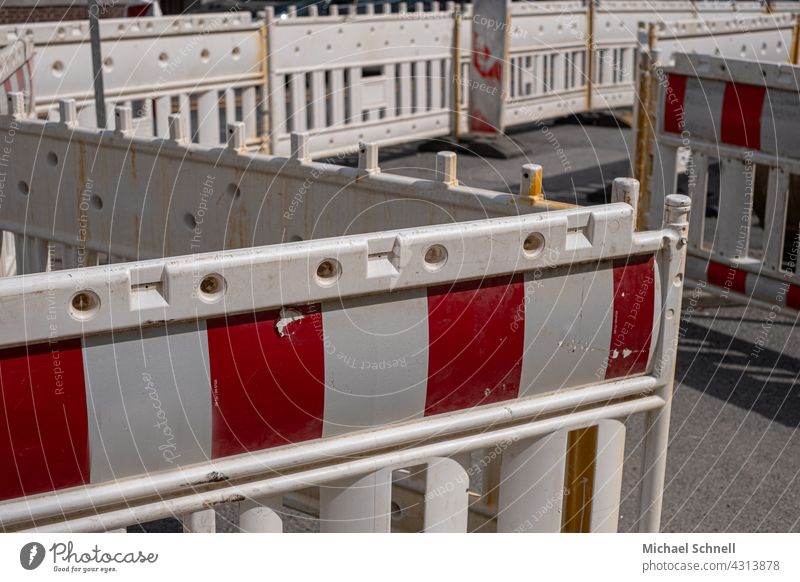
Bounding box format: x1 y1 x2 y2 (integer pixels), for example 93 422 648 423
649 52 800 312
0 180 690 533
0 38 33 117
0 96 578 276
0 12 266 147
2 2 796 157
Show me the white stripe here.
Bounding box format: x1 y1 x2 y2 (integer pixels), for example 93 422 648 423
321 289 429 437
683 77 724 144
83 322 213 483
519 262 614 398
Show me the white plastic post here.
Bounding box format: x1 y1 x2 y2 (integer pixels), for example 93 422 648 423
423 457 469 532
358 142 380 175
182 508 216 533
497 431 568 533
319 470 392 533
239 497 283 533
436 151 458 186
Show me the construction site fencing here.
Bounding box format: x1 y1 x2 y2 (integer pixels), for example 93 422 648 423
0 1 796 157
0 170 691 532
648 52 800 313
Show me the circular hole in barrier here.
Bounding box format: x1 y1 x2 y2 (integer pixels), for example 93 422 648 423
673 274 683 287
46 151 58 166
103 57 113 72
226 183 241 199
17 181 29 196
523 233 545 258
91 195 103 210
289 234 303 243
52 60 64 78
199 274 225 303
666 308 675 320
159 52 169 65
390 501 403 520
200 48 210 63
70 290 100 321
423 244 448 271
232 46 241 60
184 213 197 230
316 259 341 286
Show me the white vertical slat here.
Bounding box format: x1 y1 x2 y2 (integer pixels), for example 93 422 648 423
330 68 345 126
241 86 257 140
497 431 568 533
552 53 564 92
716 157 752 260
154 96 171 138
224 88 236 128
14 235 50 274
384 63 397 117
589 419 626 533
687 150 709 251
413 60 426 113
423 457 469 533
289 72 307 132
182 509 216 533
762 166 790 273
178 93 191 139
348 66 362 123
441 59 451 112
399 62 412 116
239 497 283 533
430 59 442 110
197 90 221 145
319 470 392 533
0 231 17 277
270 73 288 136
311 70 326 129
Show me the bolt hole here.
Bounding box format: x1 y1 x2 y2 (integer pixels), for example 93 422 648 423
69 290 100 320
17 181 29 196
226 183 241 199
199 274 225 303
52 60 64 77
158 52 169 65
424 244 447 271
232 46 241 60
91 195 103 210
523 233 545 257
184 213 197 230
316 259 341 285
200 48 210 63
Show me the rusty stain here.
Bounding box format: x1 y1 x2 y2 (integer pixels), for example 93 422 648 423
129 145 137 179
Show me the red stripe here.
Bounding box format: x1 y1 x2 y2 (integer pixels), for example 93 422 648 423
0 339 89 502
425 274 525 416
706 260 747 294
663 74 688 134
25 61 34 115
605 256 656 380
720 82 766 149
207 305 325 458
15 68 24 96
786 284 800 311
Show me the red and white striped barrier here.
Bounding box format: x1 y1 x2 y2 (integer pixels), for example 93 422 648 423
0 190 691 533
0 257 660 502
0 39 33 117
650 52 800 312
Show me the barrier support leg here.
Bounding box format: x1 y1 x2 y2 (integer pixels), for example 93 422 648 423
638 193 691 532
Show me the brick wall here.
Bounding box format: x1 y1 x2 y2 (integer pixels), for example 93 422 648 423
0 5 126 25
